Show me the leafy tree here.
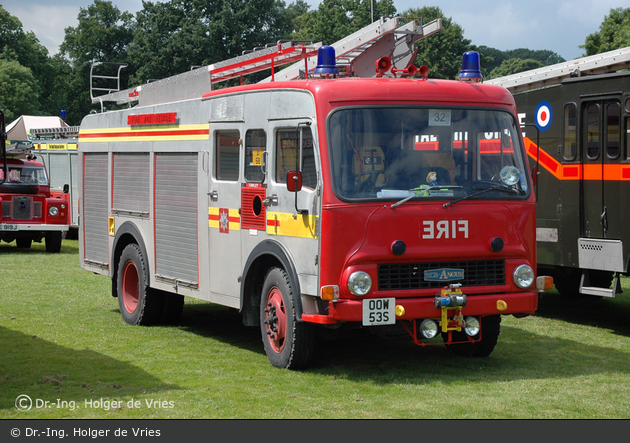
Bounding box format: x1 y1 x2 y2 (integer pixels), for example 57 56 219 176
402 6 474 80
581 7 630 56
0 59 41 122
0 6 57 118
290 0 396 45
129 0 299 85
487 58 544 79
59 0 135 124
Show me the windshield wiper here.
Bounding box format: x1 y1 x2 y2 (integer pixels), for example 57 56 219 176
443 184 518 208
391 185 462 209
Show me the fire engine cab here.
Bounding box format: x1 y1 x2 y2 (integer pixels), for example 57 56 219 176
78 17 550 369
0 119 70 252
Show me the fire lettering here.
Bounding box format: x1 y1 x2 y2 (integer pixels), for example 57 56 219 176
422 220 469 239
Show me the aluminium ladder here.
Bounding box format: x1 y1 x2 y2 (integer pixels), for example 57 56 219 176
90 17 442 110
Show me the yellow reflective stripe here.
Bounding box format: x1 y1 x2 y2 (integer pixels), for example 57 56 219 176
79 124 209 143
267 212 318 239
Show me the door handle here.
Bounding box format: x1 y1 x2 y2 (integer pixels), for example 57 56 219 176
208 190 218 201
601 206 608 234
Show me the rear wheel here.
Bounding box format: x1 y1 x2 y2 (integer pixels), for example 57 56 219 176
16 238 32 249
553 267 581 296
443 315 501 357
260 267 314 369
116 244 164 325
160 292 184 324
45 232 63 253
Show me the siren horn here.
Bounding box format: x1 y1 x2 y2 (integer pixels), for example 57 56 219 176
375 57 392 77
391 64 427 79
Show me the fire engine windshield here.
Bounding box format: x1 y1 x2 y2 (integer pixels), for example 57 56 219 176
328 107 530 201
0 166 48 185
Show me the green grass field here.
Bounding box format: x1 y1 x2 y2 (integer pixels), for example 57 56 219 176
1 239 630 419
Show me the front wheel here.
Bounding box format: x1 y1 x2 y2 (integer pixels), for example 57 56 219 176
116 244 164 326
260 267 314 369
442 315 501 357
45 232 63 253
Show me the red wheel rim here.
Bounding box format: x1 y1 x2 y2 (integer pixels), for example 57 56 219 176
122 261 139 314
264 286 287 353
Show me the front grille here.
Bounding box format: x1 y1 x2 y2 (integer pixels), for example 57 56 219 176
1 197 41 221
378 260 505 290
12 196 32 220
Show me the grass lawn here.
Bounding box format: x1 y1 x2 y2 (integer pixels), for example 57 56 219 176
1 239 629 419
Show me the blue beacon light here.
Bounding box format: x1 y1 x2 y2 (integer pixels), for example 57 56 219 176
458 51 483 82
314 46 339 75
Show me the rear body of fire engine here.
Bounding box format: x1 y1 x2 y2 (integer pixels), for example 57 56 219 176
78 18 547 368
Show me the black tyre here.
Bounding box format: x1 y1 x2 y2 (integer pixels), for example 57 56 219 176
443 314 501 357
16 238 32 249
553 267 581 296
260 267 315 369
45 232 63 253
116 244 164 326
588 270 614 289
160 292 184 324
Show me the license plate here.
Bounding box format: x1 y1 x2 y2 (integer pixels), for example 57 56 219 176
0 224 18 231
362 298 396 326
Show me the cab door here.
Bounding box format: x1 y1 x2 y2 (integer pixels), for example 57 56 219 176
208 128 242 304
580 99 621 239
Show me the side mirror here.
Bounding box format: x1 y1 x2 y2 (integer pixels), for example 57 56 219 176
63 184 70 194
286 170 302 192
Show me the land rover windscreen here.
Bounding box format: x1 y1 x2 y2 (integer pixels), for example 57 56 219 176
328 107 530 203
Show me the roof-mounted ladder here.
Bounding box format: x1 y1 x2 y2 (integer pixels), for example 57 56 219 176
90 41 321 108
89 16 442 109
30 126 80 140
485 46 630 93
261 16 442 82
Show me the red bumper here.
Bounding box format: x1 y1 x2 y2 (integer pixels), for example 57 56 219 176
301 292 538 324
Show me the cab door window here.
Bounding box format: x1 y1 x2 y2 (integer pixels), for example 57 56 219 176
275 127 316 189
584 103 600 160
245 129 266 182
215 130 240 181
605 101 620 160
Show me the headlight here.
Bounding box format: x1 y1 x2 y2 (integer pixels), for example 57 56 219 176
464 316 480 336
419 319 439 339
348 271 372 296
48 206 59 216
513 264 535 289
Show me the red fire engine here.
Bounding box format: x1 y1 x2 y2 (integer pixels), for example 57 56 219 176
79 17 550 369
0 114 70 252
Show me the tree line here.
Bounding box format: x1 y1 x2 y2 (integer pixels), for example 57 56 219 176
1 1 629 126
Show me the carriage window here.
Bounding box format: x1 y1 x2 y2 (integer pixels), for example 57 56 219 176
584 103 600 160
215 130 240 181
275 127 316 189
606 102 620 160
245 129 266 182
563 103 577 161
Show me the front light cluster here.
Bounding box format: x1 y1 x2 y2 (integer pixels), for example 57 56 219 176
348 271 372 296
513 264 535 289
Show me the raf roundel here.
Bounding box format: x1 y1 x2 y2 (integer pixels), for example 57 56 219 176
535 101 553 131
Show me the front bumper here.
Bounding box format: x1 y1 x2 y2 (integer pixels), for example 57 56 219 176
301 291 538 324
0 223 70 232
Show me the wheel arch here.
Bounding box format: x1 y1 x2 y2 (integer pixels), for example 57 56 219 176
241 239 303 326
111 221 150 299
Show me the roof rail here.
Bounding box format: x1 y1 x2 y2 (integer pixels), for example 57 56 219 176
485 46 630 93
30 126 80 140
